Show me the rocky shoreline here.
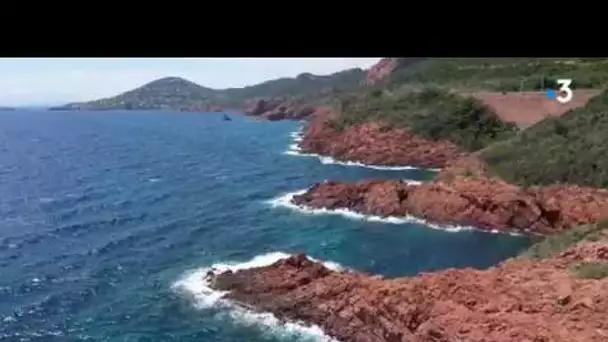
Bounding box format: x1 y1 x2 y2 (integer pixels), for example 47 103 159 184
289 163 608 236
200 112 608 342
289 116 608 235
206 244 608 342
298 120 464 169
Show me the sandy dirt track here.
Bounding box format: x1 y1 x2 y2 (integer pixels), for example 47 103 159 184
465 90 602 128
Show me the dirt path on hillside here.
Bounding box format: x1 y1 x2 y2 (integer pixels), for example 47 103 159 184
462 89 601 129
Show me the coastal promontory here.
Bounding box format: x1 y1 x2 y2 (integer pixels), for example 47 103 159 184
207 221 608 342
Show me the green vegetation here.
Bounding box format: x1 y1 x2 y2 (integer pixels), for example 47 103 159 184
519 220 608 260
222 69 366 105
388 58 608 91
60 77 219 110
54 58 608 113
481 91 608 188
55 69 366 111
571 262 608 279
330 87 518 152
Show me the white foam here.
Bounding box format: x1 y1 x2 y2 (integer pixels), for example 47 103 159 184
265 189 524 235
172 252 343 342
284 128 441 172
316 156 441 172
290 131 303 142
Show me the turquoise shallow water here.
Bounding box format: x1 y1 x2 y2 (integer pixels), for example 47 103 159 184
0 110 531 341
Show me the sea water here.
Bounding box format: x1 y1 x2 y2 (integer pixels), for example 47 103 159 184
0 110 531 341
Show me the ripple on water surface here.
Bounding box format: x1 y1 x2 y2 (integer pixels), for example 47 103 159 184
0 111 531 341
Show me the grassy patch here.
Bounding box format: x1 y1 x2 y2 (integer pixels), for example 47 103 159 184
519 220 608 260
388 58 608 91
481 90 608 188
331 87 517 152
571 262 608 279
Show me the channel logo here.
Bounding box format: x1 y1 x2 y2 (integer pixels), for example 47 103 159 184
546 79 573 104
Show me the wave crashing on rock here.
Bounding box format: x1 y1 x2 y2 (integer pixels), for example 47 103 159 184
204 250 608 342
171 252 343 342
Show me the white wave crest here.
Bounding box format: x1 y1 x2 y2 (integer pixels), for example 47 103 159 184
290 131 303 142
284 129 441 172
171 252 343 342
316 156 441 172
265 189 521 235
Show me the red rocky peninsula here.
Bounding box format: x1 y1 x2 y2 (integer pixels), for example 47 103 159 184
244 99 317 121
207 237 608 342
290 157 608 235
298 119 464 169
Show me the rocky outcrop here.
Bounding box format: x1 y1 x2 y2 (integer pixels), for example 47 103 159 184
208 245 608 342
527 185 608 228
364 58 427 86
291 160 608 235
299 121 465 169
244 99 319 121
365 58 402 86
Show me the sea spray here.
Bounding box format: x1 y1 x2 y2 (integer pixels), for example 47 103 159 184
172 252 344 342
266 188 523 236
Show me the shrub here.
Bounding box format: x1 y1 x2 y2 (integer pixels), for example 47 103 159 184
481 91 608 188
331 87 517 152
519 221 607 260
571 262 608 279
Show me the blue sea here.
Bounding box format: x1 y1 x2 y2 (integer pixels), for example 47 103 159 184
0 110 531 342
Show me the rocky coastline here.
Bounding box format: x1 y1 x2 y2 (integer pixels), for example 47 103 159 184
291 173 608 236
298 120 464 169
242 99 335 121
202 113 608 341
206 243 608 342
289 112 608 236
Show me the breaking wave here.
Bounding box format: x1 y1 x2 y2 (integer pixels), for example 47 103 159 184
266 189 522 236
171 252 343 342
284 129 441 172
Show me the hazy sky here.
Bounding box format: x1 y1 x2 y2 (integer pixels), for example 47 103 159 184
0 58 380 106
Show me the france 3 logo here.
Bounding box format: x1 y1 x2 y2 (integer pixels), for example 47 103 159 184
546 79 573 104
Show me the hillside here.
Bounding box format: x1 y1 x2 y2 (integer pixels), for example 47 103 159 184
481 90 608 188
330 87 518 152
385 58 608 91
467 90 602 129
323 58 608 129
52 77 220 111
50 57 608 130
51 68 367 112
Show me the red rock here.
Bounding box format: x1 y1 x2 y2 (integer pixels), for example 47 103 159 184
291 161 608 235
365 58 401 86
244 99 319 121
299 121 464 169
206 105 224 112
209 245 608 342
245 99 283 116
527 185 608 229
364 58 426 86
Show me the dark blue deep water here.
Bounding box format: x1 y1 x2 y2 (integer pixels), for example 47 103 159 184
0 110 531 342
